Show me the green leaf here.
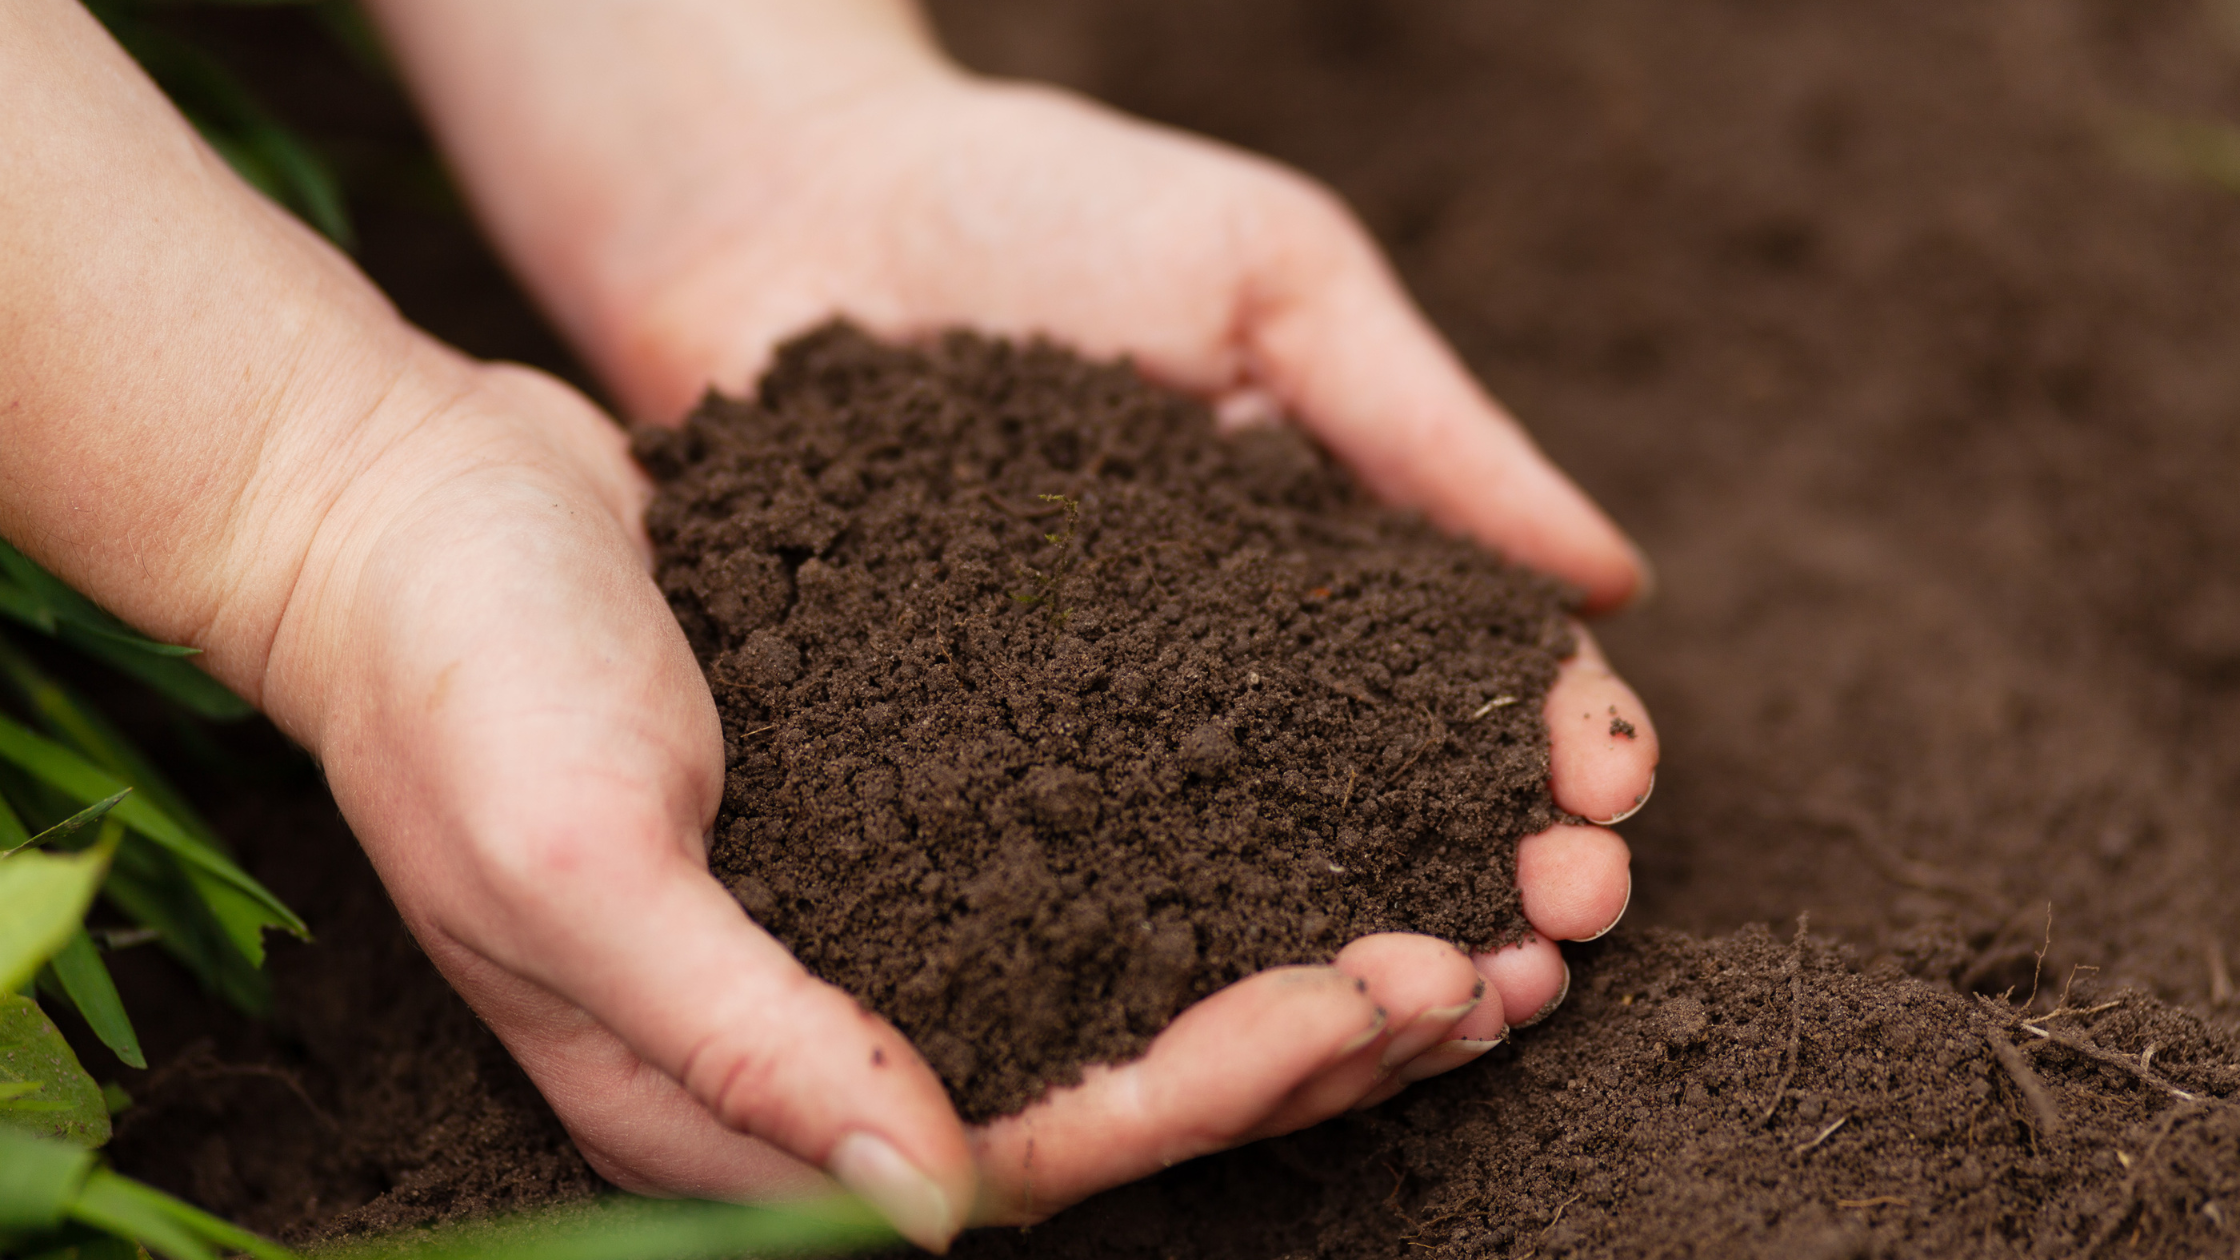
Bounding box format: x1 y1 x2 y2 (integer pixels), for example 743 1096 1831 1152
0 995 110 1147
0 544 163 654
69 1172 296 1260
47 932 144 1071
0 548 248 720
0 846 110 994
0 792 29 854
0 715 304 940
11 791 133 858
325 1195 895 1260
0 572 56 634
66 1174 218 1260
0 641 235 855
53 625 250 721
101 842 272 1016
0 1129 95 1234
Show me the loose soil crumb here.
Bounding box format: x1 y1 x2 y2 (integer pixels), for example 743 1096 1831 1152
634 324 1574 1120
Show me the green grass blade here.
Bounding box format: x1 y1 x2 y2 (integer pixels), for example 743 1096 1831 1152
0 639 235 854
0 571 56 633
241 123 354 248
328 1196 895 1260
0 995 110 1148
0 548 247 720
0 791 28 854
102 841 273 1016
46 931 144 1070
50 625 251 721
70 1174 294 1260
0 846 110 994
67 1172 222 1260
0 1130 96 1234
11 790 133 857
0 715 304 938
0 544 176 656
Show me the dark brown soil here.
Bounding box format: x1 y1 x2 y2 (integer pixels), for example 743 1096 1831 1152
68 1 2240 1257
634 325 1571 1121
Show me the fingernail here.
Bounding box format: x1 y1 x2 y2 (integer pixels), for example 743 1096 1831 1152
829 1132 958 1253
1335 1006 1389 1059
1395 1036 1505 1085
1581 873 1633 942
1379 999 1479 1071
1517 962 1572 1029
1591 769 1655 826
1622 546 1658 611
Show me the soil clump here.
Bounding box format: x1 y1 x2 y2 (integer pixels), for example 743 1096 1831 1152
634 325 1572 1120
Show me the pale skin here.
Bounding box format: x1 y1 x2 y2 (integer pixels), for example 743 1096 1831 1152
0 0 1658 1250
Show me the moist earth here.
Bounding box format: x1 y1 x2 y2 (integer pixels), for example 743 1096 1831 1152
633 324 1571 1121
72 1 2240 1257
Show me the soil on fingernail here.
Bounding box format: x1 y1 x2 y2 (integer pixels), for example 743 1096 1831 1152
635 325 1572 1120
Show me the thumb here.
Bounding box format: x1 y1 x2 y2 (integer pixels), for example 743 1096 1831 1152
1238 185 1648 612
300 422 978 1249
435 848 976 1251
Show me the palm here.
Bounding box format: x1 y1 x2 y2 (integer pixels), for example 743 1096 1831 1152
300 73 1657 1240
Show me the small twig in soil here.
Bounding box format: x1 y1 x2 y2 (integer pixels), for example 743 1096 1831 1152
1794 1115 1850 1153
1758 917 1809 1127
2029 999 2125 1024
976 487 1073 520
2017 1023 2212 1104
2208 933 2234 1007
1836 1196 1909 1210
739 725 777 741
1387 710 1447 783
1466 695 1517 721
1339 766 1358 812
2025 902 2054 1011
2055 963 2099 1012
1987 1030 2064 1137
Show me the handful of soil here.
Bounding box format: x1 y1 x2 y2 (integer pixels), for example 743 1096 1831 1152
635 324 1576 1121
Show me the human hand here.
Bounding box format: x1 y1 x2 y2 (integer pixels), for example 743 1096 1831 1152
366 0 1659 1236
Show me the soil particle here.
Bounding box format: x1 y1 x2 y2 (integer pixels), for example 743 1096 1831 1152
635 324 1575 1120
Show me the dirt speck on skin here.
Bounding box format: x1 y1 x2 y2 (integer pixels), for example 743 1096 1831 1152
634 324 1575 1121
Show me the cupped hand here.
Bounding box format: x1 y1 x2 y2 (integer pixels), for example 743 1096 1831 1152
355 20 1659 1247
269 349 1652 1252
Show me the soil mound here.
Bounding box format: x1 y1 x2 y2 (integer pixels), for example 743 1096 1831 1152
633 325 1573 1120
958 926 2240 1260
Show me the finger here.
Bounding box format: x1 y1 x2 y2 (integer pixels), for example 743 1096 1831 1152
1249 934 1484 1128
969 965 1385 1225
422 940 834 1202
1333 933 1485 1072
1545 624 1660 823
1516 825 1633 943
457 817 975 1250
1473 931 1571 1029
1239 180 1646 611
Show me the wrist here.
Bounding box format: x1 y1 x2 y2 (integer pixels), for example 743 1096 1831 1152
365 0 960 416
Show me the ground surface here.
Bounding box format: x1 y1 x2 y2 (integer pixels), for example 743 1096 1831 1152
73 1 2240 1256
